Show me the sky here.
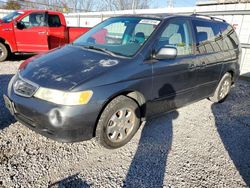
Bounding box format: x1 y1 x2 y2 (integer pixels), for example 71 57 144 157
153 0 197 8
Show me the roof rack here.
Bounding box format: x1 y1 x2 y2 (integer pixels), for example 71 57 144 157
191 14 226 22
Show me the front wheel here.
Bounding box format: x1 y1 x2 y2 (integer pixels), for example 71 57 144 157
95 95 141 149
0 43 9 62
209 72 232 103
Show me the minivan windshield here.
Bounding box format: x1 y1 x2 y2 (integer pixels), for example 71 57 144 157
2 11 22 23
73 17 161 57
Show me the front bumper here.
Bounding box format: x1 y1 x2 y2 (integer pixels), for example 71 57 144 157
5 80 102 142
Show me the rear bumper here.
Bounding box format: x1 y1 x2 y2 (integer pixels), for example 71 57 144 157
5 87 102 143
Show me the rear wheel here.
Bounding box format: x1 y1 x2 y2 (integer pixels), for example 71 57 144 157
0 43 9 62
209 72 232 103
96 95 141 149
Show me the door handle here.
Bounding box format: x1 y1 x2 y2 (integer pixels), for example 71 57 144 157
200 62 207 68
38 31 46 35
188 64 196 71
2 28 12 31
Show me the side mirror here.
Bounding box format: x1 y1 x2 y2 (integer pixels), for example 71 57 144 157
154 46 177 60
15 21 25 30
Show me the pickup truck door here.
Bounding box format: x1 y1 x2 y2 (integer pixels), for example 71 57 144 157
14 12 49 52
47 14 68 49
148 18 198 115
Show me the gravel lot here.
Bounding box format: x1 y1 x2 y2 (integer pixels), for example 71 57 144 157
0 57 250 188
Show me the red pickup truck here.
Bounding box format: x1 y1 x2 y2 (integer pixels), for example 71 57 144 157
0 10 90 61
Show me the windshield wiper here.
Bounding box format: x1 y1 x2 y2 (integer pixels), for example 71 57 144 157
83 45 117 57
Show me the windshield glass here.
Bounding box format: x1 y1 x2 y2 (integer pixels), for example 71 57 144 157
2 11 22 23
73 17 161 57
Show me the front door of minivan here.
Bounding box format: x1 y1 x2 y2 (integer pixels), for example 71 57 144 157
148 19 198 115
191 20 224 99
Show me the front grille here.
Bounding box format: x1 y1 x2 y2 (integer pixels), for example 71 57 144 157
13 74 39 97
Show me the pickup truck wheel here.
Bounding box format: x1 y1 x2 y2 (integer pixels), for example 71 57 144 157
209 72 232 103
96 95 141 149
0 43 8 62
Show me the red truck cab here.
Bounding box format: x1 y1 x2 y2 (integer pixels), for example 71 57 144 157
0 10 90 61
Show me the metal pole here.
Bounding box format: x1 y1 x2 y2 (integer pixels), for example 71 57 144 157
167 0 174 8
132 0 136 14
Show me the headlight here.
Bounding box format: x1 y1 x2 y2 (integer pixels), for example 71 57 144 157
34 87 93 105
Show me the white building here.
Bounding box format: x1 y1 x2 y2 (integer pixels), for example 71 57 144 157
197 0 250 5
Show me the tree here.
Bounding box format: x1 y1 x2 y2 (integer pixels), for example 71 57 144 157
97 0 152 11
62 3 69 13
4 0 21 10
19 0 94 12
66 0 94 12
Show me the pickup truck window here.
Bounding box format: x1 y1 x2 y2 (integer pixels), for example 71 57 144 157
48 15 61 27
2 11 22 23
20 13 46 28
73 17 161 57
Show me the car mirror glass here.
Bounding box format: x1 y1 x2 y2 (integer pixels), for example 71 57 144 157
154 46 177 60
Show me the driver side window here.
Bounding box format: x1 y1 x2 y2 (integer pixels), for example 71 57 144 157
20 13 46 29
156 19 194 56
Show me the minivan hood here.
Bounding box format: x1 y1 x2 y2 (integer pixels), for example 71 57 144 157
19 45 126 90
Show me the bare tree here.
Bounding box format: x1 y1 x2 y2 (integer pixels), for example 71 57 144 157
97 0 152 11
18 0 94 12
2 0 151 12
4 0 21 10
65 0 95 12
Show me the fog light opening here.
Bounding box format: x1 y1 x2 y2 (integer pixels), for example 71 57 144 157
49 108 64 127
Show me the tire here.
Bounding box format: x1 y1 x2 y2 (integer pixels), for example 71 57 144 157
0 43 8 62
96 95 141 149
209 72 232 103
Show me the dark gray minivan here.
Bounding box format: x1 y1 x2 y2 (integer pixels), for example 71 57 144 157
4 14 241 148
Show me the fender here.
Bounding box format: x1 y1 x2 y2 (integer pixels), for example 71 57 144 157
0 36 17 52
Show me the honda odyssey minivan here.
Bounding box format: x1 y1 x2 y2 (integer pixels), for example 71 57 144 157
4 14 241 149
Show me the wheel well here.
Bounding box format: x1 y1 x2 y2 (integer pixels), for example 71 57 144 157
0 38 5 44
0 38 11 52
126 91 146 118
92 91 147 137
227 70 235 83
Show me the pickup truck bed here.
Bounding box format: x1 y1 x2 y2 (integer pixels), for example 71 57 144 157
68 27 90 43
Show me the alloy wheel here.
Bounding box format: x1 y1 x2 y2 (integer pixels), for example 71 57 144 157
106 108 135 143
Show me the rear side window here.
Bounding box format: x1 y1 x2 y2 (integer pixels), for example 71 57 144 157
192 20 223 53
220 23 239 50
48 14 61 27
156 19 194 56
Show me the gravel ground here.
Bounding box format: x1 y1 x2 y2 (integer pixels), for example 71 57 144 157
0 57 250 188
